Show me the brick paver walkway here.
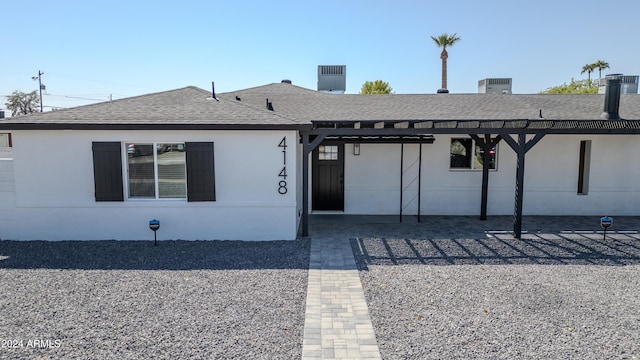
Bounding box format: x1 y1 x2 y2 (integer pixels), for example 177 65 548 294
302 235 381 359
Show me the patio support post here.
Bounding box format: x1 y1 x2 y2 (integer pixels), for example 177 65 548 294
502 132 546 239
513 132 526 239
418 142 422 222
471 134 502 220
399 143 404 223
301 132 310 237
480 134 490 220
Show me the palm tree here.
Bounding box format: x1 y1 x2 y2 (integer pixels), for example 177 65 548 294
593 60 610 80
431 33 461 93
581 63 596 83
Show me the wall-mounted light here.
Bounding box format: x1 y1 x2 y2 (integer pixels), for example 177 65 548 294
353 143 360 156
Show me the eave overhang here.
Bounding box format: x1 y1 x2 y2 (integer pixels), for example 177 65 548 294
0 123 312 131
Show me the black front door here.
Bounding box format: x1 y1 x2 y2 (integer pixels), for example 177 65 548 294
312 143 344 211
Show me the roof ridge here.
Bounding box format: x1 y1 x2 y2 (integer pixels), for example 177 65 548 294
221 82 326 96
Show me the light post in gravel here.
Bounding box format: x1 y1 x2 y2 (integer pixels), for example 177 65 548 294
149 219 160 246
600 216 612 240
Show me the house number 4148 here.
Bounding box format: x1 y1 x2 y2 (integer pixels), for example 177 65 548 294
278 137 287 194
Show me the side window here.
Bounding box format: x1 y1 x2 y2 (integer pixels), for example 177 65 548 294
450 139 473 168
450 138 497 170
577 140 591 195
0 133 11 147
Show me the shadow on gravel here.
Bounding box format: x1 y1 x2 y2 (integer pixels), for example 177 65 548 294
0 239 310 270
352 232 640 269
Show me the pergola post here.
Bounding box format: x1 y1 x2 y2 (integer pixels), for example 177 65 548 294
502 132 545 238
301 132 310 237
470 134 502 221
399 143 404 222
513 132 526 238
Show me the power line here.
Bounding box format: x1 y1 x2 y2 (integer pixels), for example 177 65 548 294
49 94 109 102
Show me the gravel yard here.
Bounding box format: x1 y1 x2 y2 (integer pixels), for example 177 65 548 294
353 231 640 359
0 239 309 360
3 216 639 360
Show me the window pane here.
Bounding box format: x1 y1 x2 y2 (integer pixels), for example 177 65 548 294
157 143 186 198
127 143 155 198
319 145 338 160
450 139 472 168
0 133 9 147
474 143 496 170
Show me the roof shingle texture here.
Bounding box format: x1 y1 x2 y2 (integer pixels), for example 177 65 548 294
1 86 303 126
222 83 640 121
3 83 640 127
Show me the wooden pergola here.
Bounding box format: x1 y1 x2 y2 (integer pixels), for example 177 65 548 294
300 119 640 238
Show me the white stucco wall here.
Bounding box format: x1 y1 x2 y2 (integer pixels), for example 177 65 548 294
1 130 298 241
3 130 639 241
343 135 640 216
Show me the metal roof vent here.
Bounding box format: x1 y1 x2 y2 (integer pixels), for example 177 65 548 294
281 79 292 84
601 74 622 120
317 65 346 94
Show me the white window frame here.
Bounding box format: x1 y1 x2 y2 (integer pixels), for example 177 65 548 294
123 142 187 200
449 137 499 171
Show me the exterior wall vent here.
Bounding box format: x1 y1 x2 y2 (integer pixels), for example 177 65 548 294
598 74 638 94
478 78 512 94
318 65 346 93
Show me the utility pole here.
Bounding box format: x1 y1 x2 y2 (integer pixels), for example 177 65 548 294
32 70 45 112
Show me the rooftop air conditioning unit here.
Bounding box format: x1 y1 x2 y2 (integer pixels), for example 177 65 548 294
478 78 512 94
318 65 346 93
598 74 638 94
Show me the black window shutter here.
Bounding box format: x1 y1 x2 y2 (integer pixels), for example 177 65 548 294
186 142 216 201
92 142 124 201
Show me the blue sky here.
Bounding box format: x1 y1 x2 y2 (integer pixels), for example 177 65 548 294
2 0 639 112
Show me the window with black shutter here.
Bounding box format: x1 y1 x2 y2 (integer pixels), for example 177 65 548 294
92 141 215 202
186 142 216 201
92 142 124 201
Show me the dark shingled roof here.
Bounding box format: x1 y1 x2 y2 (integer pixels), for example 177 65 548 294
2 83 640 130
222 83 640 121
0 86 304 128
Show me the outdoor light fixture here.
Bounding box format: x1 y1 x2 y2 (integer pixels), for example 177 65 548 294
149 219 160 246
353 143 360 156
600 216 612 240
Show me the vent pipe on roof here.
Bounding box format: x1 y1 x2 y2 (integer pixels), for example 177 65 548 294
211 82 219 101
266 98 274 111
601 75 622 120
